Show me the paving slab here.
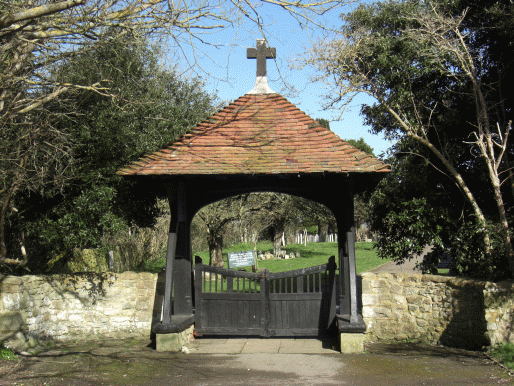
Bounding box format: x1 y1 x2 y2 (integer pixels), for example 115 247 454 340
278 339 338 354
189 338 338 354
241 338 281 354
189 338 247 354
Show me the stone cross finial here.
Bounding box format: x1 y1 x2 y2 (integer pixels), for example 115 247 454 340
246 39 276 94
247 39 276 77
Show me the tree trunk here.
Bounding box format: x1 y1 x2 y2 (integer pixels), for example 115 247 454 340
481 140 514 274
207 232 224 267
318 222 328 242
376 95 493 256
273 219 285 256
0 182 18 261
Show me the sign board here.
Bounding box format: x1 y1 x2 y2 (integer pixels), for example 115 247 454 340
228 250 256 269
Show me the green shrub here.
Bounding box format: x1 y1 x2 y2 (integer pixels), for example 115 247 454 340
0 344 16 360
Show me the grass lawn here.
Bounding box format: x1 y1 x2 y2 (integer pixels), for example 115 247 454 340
192 241 389 274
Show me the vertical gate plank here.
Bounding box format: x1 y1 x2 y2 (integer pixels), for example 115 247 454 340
262 272 270 337
238 300 243 327
243 293 249 326
194 262 203 329
227 276 233 292
282 300 288 330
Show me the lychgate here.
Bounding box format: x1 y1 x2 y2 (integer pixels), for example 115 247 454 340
117 39 390 351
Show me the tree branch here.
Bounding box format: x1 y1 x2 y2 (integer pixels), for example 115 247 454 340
0 0 85 29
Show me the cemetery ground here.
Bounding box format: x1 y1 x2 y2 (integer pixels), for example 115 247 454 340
191 241 390 274
0 338 513 385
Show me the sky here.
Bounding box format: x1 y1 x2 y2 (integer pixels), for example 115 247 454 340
168 1 394 157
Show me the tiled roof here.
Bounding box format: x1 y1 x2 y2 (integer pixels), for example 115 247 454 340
117 93 391 176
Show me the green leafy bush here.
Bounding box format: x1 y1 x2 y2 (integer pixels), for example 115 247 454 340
0 344 16 360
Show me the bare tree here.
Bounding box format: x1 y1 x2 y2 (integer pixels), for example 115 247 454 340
304 3 514 273
403 6 513 270
0 0 348 266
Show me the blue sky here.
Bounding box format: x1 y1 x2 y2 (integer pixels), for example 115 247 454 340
169 2 394 157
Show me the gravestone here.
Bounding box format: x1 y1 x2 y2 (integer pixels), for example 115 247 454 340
228 250 256 269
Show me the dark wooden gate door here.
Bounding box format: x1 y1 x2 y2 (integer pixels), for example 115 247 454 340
193 257 336 337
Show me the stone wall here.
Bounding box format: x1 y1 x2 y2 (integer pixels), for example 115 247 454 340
1 271 513 351
0 272 161 350
361 273 514 349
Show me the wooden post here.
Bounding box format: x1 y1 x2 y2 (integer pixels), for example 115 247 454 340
173 181 193 316
347 228 359 324
194 256 204 331
262 269 270 337
337 190 358 322
339 239 351 316
324 256 337 330
162 230 177 324
161 184 178 325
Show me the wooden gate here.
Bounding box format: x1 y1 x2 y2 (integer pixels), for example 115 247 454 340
193 257 337 337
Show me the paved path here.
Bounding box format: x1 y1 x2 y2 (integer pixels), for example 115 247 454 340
2 339 512 385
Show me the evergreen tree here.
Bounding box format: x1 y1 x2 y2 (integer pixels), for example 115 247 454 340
9 38 218 272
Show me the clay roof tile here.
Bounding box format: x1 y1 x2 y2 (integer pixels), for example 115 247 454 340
118 93 390 176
